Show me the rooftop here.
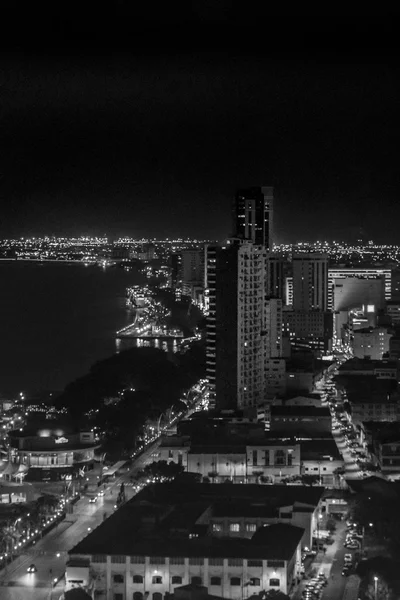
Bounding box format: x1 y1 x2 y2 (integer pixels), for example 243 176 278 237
300 439 342 461
270 406 331 417
69 483 321 558
70 505 304 561
135 482 325 509
338 358 398 373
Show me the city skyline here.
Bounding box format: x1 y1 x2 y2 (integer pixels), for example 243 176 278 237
2 15 400 243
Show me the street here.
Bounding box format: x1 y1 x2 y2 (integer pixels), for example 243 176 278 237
0 439 161 600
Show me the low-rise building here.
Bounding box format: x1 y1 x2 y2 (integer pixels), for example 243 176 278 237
300 440 344 486
352 327 392 361
8 425 100 482
285 370 318 394
338 358 398 380
269 406 332 434
378 438 400 475
67 483 323 599
347 394 400 425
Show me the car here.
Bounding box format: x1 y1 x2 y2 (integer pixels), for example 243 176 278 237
345 542 359 549
342 566 351 576
89 496 97 503
27 564 37 573
344 553 353 563
97 489 105 497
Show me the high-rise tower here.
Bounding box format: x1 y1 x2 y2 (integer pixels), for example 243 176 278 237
292 253 329 312
233 186 274 250
205 241 284 410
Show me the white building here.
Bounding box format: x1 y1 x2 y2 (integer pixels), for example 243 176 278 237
285 267 392 309
67 503 306 599
328 268 392 308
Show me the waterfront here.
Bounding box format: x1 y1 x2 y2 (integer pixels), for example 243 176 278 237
0 261 143 396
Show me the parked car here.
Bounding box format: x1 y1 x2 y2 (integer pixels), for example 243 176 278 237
345 541 359 549
344 553 353 564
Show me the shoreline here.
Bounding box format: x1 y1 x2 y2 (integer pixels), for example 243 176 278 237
0 258 98 263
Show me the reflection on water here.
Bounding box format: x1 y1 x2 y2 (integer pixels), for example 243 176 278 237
116 337 179 354
0 261 144 395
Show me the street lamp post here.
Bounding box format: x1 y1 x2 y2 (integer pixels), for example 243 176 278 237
374 576 378 600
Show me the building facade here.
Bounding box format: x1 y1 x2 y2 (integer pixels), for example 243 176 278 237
292 254 328 312
233 186 274 250
352 327 392 361
205 242 273 409
9 428 99 482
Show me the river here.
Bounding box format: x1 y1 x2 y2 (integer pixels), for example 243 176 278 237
0 261 143 397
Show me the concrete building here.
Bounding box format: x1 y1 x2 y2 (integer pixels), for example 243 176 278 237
352 327 392 361
300 440 344 486
386 301 400 326
269 406 332 434
348 395 400 425
285 268 392 309
328 268 392 307
378 436 400 475
332 276 385 313
282 309 333 356
8 425 99 482
292 254 328 312
338 358 399 380
67 483 325 599
389 336 400 360
266 254 285 299
205 242 277 409
67 499 310 598
285 369 323 394
233 186 274 250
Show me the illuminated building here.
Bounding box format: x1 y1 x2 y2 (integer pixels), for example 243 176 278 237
292 254 328 312
332 276 385 313
286 267 392 309
206 242 284 409
328 268 392 307
282 309 333 356
9 426 100 482
233 186 274 250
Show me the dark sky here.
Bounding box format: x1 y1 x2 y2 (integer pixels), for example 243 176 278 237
1 10 400 243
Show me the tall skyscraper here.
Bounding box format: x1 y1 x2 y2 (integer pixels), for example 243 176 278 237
233 186 274 250
266 254 285 299
292 253 329 312
205 241 284 410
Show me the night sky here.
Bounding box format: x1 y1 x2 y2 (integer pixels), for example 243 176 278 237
2 11 400 243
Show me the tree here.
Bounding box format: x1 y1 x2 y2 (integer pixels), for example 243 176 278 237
135 460 184 483
301 475 320 486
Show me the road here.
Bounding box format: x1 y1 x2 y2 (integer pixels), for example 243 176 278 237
0 439 161 600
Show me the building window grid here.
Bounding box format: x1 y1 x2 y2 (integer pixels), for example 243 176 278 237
169 557 185 565
130 556 146 564
228 558 243 567
189 557 204 565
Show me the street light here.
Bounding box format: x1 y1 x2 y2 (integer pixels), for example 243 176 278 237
374 576 378 600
